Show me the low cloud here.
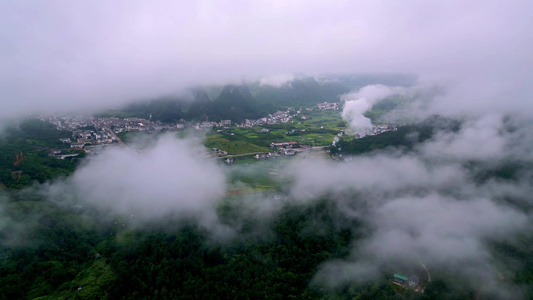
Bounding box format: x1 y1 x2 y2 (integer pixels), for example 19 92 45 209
288 153 464 202
314 193 528 296
259 74 295 87
286 114 533 289
359 194 526 272
420 114 506 162
46 134 231 235
341 85 406 132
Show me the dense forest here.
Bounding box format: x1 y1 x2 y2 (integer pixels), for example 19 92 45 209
0 119 79 189
2 188 495 300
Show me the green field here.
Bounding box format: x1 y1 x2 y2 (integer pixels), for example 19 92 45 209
205 135 270 155
205 109 345 154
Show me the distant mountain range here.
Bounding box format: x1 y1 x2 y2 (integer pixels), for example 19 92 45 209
99 73 417 123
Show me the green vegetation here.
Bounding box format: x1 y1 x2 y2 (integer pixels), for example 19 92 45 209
0 198 110 299
330 116 460 156
1 114 532 299
0 119 79 189
207 85 262 122
99 98 184 123
205 135 269 155
3 186 526 299
250 76 345 108
0 193 356 299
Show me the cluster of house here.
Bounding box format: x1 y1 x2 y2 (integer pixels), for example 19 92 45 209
46 115 181 134
197 109 307 129
266 141 307 157
251 149 296 161
270 141 300 148
193 120 233 129
317 102 339 110
44 116 125 158
235 110 295 128
254 148 296 160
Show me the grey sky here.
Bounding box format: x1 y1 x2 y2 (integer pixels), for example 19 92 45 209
1 0 532 119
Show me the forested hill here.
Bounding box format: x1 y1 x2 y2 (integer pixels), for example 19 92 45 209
251 74 418 108
186 89 211 121
0 119 79 189
99 73 418 123
208 84 261 122
123 98 184 123
99 84 263 123
330 116 461 156
251 77 338 108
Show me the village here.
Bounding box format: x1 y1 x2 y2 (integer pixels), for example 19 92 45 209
42 101 400 161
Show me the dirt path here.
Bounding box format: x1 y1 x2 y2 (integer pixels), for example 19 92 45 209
420 261 431 282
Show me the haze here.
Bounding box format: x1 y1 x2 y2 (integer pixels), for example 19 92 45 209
2 1 533 298
1 0 532 119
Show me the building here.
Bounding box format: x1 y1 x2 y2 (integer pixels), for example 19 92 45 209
271 142 288 148
393 274 408 285
283 149 295 156
71 142 85 148
56 153 80 160
317 102 339 110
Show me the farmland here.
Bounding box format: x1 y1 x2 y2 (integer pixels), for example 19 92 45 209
205 110 346 155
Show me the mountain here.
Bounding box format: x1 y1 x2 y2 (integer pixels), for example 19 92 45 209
209 84 261 122
100 73 419 123
187 90 211 121
121 97 184 123
249 74 416 108
251 76 336 108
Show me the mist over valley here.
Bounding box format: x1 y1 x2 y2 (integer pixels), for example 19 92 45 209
1 1 533 299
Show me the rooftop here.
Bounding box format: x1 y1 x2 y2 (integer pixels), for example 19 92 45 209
394 274 408 281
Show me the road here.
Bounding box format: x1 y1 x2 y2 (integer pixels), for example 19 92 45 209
103 126 124 144
219 146 327 158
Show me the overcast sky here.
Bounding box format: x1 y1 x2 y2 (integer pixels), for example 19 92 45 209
2 2 533 293
1 0 532 118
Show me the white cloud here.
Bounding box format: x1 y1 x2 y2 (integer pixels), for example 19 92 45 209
0 1 532 119
341 84 406 132
420 115 506 162
50 134 230 233
286 121 533 286
259 74 295 87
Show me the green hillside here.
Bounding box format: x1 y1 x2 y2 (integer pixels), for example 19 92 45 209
0 119 78 189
